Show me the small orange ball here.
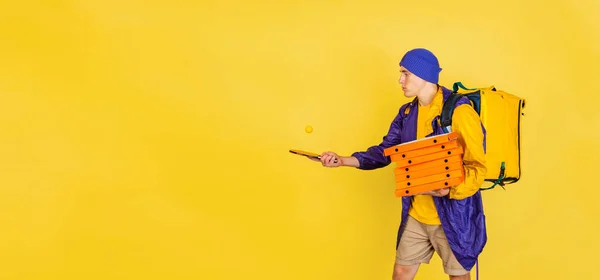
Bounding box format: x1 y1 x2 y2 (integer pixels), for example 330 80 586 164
305 125 313 133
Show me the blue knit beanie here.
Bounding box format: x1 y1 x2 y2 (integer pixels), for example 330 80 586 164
399 48 442 84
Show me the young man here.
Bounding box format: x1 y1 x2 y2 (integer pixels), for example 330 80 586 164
316 48 487 280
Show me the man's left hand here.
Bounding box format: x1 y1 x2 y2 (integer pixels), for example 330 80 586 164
418 188 450 197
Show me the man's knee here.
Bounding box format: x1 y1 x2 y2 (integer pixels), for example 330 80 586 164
392 263 419 280
449 273 470 280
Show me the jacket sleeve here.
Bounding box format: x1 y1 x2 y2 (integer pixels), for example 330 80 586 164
351 107 405 170
449 104 487 199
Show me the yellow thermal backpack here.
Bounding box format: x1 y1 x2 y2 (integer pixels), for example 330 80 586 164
440 82 526 190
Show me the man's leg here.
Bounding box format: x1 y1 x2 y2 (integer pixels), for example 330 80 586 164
392 264 419 280
393 216 434 280
428 224 471 279
449 273 470 280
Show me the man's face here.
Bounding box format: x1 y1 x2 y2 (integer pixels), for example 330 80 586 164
398 66 427 97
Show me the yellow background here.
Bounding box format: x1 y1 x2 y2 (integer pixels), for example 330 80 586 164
1 0 599 279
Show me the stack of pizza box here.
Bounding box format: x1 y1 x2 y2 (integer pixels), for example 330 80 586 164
383 132 465 197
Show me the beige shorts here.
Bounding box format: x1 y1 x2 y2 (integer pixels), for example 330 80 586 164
395 215 469 276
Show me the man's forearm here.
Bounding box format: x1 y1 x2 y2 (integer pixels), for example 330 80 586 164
341 156 360 168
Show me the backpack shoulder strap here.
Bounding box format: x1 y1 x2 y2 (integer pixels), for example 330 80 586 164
440 92 463 128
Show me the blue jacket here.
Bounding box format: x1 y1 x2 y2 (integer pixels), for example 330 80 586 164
351 86 487 271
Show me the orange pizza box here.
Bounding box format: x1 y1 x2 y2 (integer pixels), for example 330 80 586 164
395 168 464 186
394 177 464 197
389 140 460 162
395 161 463 181
383 132 458 157
394 146 464 168
394 155 463 175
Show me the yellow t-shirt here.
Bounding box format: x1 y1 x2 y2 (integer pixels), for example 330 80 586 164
408 101 441 225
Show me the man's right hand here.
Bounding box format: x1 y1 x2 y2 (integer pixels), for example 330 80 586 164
310 152 360 168
315 151 342 167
